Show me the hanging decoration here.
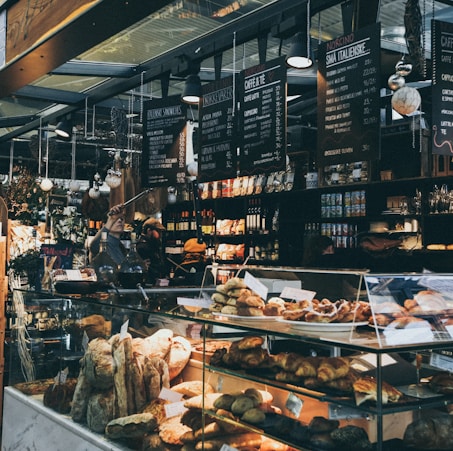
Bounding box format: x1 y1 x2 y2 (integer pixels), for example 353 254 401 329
40 132 53 192
391 86 421 116
88 172 103 199
389 0 424 117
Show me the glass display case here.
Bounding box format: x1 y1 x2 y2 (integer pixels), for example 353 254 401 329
4 268 453 451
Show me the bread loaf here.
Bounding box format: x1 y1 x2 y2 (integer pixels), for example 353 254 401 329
111 334 131 418
404 415 453 450
105 412 158 439
83 337 114 389
168 336 192 380
139 329 174 360
70 370 92 422
86 390 115 433
43 379 77 413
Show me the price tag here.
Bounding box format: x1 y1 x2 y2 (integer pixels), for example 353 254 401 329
164 401 187 418
54 367 69 385
82 330 89 352
285 392 303 417
177 297 212 309
244 272 268 300
120 319 129 340
280 287 316 302
383 326 434 346
329 404 371 420
64 269 83 281
220 445 239 451
159 387 183 403
430 352 453 372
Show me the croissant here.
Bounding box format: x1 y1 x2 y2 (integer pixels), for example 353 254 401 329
237 336 264 350
317 357 350 382
294 356 320 378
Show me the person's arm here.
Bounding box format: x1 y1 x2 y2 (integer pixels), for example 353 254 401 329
89 204 124 262
103 204 124 231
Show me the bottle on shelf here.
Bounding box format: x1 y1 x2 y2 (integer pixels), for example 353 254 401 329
91 231 118 285
117 232 147 289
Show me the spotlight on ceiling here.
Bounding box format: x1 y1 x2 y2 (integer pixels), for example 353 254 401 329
55 118 73 140
181 74 202 105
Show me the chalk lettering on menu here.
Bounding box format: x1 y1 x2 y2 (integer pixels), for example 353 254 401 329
317 24 381 166
199 75 237 182
239 56 286 175
142 95 187 187
432 20 453 156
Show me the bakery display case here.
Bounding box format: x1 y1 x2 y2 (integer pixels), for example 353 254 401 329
3 268 453 451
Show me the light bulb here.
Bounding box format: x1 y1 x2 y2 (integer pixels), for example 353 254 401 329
168 192 177 204
69 180 81 192
105 169 122 189
187 161 198 177
89 185 100 199
40 178 53 192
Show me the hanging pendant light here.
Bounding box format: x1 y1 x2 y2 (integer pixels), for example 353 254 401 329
181 74 202 104
286 0 313 69
55 117 73 140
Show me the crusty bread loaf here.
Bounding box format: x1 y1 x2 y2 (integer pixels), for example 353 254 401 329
404 415 453 449
139 329 174 360
70 369 92 422
83 337 114 389
168 336 192 380
86 389 115 433
111 334 131 418
105 412 158 439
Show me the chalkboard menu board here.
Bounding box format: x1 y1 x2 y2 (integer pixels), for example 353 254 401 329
317 23 381 166
432 20 453 156
199 75 237 182
238 56 286 175
142 95 187 187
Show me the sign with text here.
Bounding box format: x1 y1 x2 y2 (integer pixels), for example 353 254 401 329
238 56 286 175
432 19 453 156
199 75 237 182
40 243 73 269
142 96 187 187
317 23 381 165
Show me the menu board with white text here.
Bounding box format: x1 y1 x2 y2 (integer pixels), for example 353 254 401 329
142 95 187 187
238 56 287 175
432 19 453 156
199 75 237 182
317 24 381 166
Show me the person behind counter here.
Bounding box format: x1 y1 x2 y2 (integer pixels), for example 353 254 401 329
89 204 127 265
302 235 341 268
136 217 167 285
174 238 210 285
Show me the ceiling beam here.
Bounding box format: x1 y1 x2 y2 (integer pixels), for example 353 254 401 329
13 85 87 104
50 61 140 78
0 0 173 97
